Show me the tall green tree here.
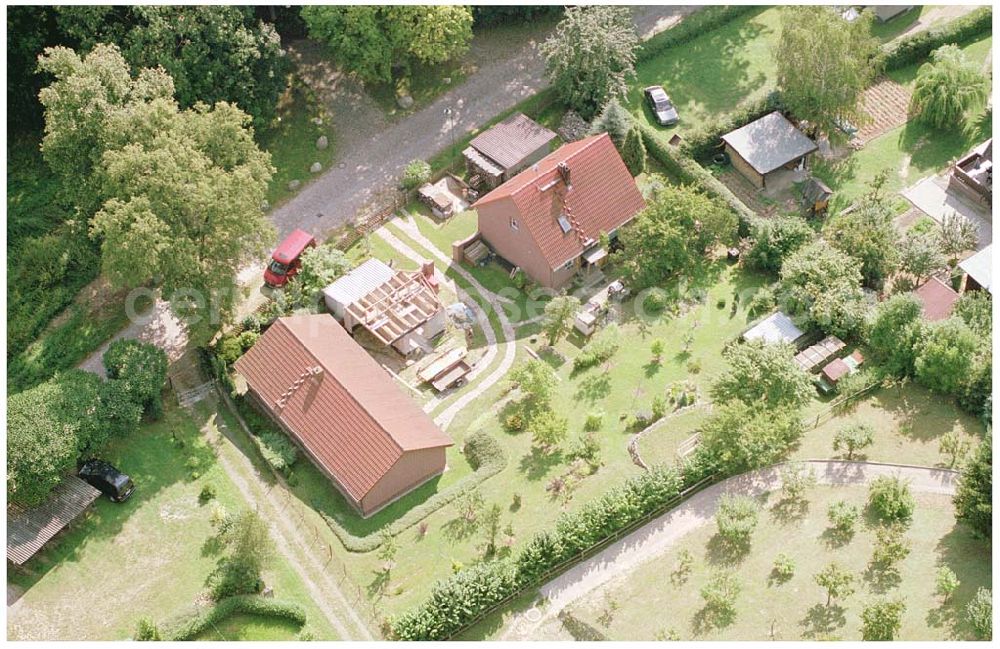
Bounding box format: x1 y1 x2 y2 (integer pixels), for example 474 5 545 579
775 6 881 139
823 172 900 290
954 433 991 540
779 240 866 337
621 124 647 176
542 295 581 346
938 211 980 262
697 401 804 474
540 6 639 119
910 44 990 130
745 214 814 274
53 6 288 129
617 184 737 289
710 341 813 410
861 598 906 640
866 293 926 376
915 318 980 395
899 230 946 283
589 98 633 148
301 5 473 86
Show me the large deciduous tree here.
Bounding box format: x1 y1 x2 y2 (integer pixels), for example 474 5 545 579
910 44 990 130
617 184 737 289
745 214 814 274
775 5 881 139
39 44 275 337
779 240 866 337
953 433 991 540
710 340 813 410
541 6 639 120
914 317 980 395
301 5 473 86
866 293 926 376
823 172 900 290
697 401 804 474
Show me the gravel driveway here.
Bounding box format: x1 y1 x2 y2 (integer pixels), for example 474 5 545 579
269 6 699 239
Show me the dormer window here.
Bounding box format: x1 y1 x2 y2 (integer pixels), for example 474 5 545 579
557 214 572 234
510 217 519 231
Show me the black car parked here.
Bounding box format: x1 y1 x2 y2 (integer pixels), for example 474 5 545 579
79 460 135 502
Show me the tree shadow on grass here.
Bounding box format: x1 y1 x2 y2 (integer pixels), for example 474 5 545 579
799 603 847 639
705 533 751 567
518 447 564 482
770 497 809 525
818 526 855 550
692 603 737 636
863 563 903 594
643 360 662 378
574 371 612 403
557 610 609 641
366 569 389 600
442 512 479 543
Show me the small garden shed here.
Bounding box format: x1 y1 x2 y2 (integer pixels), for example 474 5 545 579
722 112 818 189
464 113 557 190
7 476 101 565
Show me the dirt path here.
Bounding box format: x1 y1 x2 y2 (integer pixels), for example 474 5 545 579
502 460 959 640
77 298 188 378
377 217 518 431
269 6 699 240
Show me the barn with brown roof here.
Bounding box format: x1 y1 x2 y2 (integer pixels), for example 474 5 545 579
233 314 453 517
464 113 557 190
473 132 646 289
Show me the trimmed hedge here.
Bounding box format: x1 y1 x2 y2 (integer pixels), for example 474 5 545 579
321 431 508 553
636 5 759 63
391 463 709 640
232 395 299 475
882 6 992 71
167 596 306 640
680 90 784 161
639 122 758 231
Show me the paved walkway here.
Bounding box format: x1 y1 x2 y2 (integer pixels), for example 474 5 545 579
502 460 959 640
902 174 993 250
269 6 699 239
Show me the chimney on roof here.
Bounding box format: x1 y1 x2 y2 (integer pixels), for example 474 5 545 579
557 162 571 188
421 260 434 279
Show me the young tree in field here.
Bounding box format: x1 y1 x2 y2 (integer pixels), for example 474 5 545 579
456 490 484 525
775 6 881 139
589 97 632 147
479 503 503 558
938 211 980 262
55 6 289 129
650 339 665 364
297 246 353 299
827 500 860 536
866 293 926 377
716 494 760 547
529 410 569 453
939 431 971 469
833 423 875 460
700 571 741 624
869 524 911 578
301 5 473 86
377 529 399 577
910 44 991 130
540 5 639 119
710 340 813 410
507 359 557 415
899 230 946 283
867 476 916 524
211 508 275 598
953 434 991 540
542 295 581 346
779 463 817 504
861 597 906 641
935 566 960 603
915 318 980 395
814 562 855 606
823 172 900 290
621 124 647 176
697 401 804 474
965 587 992 640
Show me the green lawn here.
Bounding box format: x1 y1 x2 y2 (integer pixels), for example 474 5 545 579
192 613 303 641
629 7 784 140
561 484 990 640
6 401 336 641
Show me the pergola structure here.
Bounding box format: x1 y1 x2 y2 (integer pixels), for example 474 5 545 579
345 270 443 346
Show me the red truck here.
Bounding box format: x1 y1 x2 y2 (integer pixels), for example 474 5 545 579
264 229 316 288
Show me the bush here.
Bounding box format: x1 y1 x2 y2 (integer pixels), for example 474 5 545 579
233 396 298 474
503 413 525 432
217 334 246 365
827 500 860 535
772 554 795 582
199 483 217 504
716 494 760 545
642 289 669 314
745 214 813 274
965 587 992 640
402 159 431 190
882 6 992 70
168 596 306 640
209 559 265 600
134 616 161 641
573 324 621 371
867 476 916 524
583 410 604 432
747 286 777 317
463 431 505 471
567 432 603 472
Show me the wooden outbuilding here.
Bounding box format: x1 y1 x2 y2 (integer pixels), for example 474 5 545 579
722 112 818 189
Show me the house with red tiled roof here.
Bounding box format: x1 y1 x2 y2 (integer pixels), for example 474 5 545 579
233 314 453 517
914 276 960 322
472 132 645 289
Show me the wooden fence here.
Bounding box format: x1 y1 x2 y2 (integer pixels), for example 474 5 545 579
811 380 885 429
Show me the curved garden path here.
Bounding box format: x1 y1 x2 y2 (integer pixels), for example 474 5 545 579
374 220 517 431
501 460 959 640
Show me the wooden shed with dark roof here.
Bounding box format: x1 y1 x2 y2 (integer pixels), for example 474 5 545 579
722 112 818 189
464 113 557 190
7 476 101 565
233 314 453 517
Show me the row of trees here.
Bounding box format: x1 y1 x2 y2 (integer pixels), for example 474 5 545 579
7 340 168 507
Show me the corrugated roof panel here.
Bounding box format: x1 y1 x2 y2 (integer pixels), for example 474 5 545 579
469 113 557 170
7 477 100 565
959 244 992 293
742 311 805 345
322 259 396 309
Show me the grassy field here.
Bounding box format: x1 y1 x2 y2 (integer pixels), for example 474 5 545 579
192 613 303 641
561 484 990 640
6 401 336 641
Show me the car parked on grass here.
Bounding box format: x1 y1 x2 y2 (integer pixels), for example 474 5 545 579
644 85 680 126
79 460 135 503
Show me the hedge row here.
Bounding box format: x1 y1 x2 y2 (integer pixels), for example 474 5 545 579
882 6 992 71
638 122 758 231
679 90 784 161
167 596 306 640
233 395 299 475
636 5 759 63
391 461 713 640
321 431 508 553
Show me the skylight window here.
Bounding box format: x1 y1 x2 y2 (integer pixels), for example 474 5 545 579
557 214 572 234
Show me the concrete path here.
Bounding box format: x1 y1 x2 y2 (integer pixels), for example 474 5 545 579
502 460 959 640
269 6 699 239
902 174 993 250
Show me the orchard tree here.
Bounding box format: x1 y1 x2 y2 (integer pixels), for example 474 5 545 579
869 524 911 577
779 463 817 504
542 295 581 346
814 562 855 606
915 318 979 395
210 508 275 598
827 500 860 536
899 230 946 283
745 214 813 274
867 476 915 524
716 494 760 546
776 5 881 139
823 172 900 289
939 431 971 469
617 184 737 288
953 434 991 540
302 6 472 87
938 211 980 262
479 503 503 558
700 571 741 624
540 5 639 119
697 401 804 474
710 340 813 410
866 293 926 377
861 598 906 641
833 422 875 460
910 44 990 130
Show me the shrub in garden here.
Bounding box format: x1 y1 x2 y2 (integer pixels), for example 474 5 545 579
217 334 246 365
772 554 795 583
462 431 505 471
529 410 569 453
867 476 915 524
745 214 813 274
642 289 669 314
954 433 991 540
779 463 816 504
935 566 959 603
965 587 992 640
827 500 859 536
573 324 621 371
833 423 875 460
583 410 604 432
747 285 777 317
209 509 274 601
716 494 759 546
567 432 603 473
199 483 217 504
503 413 525 432
134 616 161 641
861 598 907 640
401 159 431 190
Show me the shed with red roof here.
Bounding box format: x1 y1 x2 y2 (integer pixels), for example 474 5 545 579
473 133 645 289
914 276 960 322
233 314 453 517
